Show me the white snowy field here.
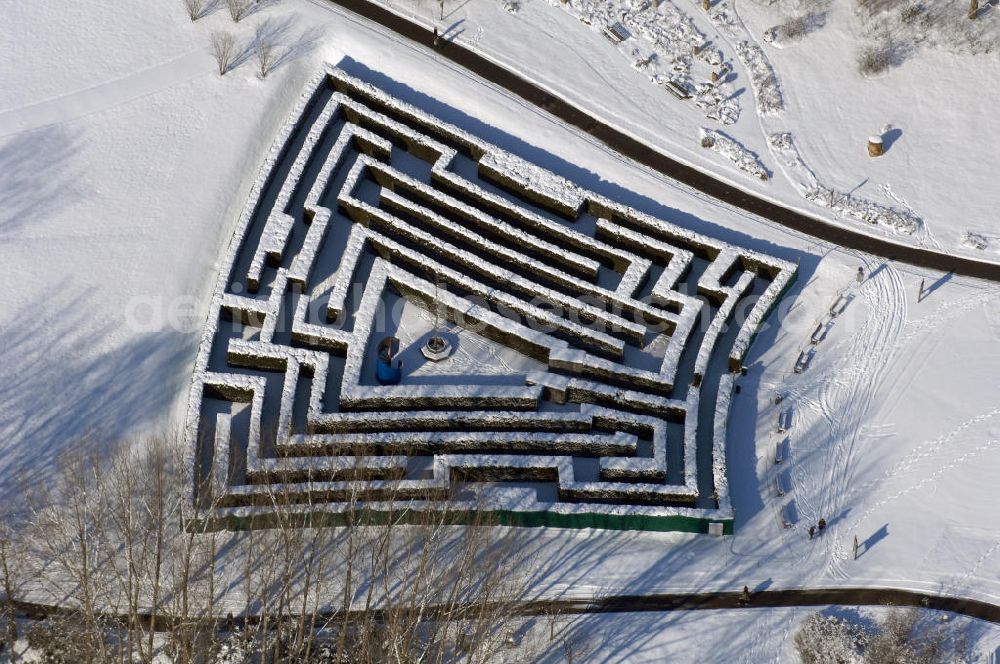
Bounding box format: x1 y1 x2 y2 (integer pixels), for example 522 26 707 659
378 0 1000 258
526 605 1000 663
2 0 1000 653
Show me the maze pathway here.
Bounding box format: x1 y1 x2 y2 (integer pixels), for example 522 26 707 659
184 67 796 533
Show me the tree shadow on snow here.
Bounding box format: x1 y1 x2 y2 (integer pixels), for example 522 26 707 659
254 15 325 74
0 125 85 239
0 285 195 507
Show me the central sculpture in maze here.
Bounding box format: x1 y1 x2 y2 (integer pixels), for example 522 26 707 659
185 67 796 533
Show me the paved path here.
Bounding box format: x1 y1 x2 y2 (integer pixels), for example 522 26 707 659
12 587 1000 628
521 588 1000 624
320 0 1000 282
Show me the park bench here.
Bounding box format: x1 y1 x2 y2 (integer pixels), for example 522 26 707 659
810 322 829 345
794 348 813 373
603 22 632 44
781 503 795 528
777 407 793 433
665 80 691 100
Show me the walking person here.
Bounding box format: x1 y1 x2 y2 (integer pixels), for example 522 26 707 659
818 518 827 534
808 525 815 540
739 585 751 607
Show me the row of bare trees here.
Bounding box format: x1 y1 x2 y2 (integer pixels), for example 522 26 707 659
0 437 548 663
210 24 277 78
184 0 263 23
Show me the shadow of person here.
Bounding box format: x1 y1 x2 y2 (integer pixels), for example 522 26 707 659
860 523 889 557
919 271 952 301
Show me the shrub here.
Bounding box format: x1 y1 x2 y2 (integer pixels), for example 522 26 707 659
794 608 972 664
779 15 809 40
857 44 893 75
182 0 205 20
226 0 254 22
25 618 107 664
794 612 867 664
857 0 906 17
899 2 925 23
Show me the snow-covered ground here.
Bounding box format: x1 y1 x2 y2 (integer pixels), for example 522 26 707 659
2 0 1000 660
530 605 1000 663
379 0 1000 257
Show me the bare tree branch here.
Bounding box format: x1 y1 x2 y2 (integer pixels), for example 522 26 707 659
181 0 205 21
254 23 277 79
226 0 254 22
210 31 237 76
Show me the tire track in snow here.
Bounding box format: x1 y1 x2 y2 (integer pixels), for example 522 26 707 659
743 608 772 663
844 407 1000 504
825 288 1000 576
949 528 1000 597
835 437 1000 561
816 258 907 580
736 605 796 663
857 287 998 441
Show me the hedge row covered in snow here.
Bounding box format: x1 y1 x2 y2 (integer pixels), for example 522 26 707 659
184 66 799 532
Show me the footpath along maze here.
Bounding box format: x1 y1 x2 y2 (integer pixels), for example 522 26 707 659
185 67 796 532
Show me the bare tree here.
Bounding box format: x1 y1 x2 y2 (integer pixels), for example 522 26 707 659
4 435 543 663
0 517 27 658
226 0 254 22
254 23 277 79
25 448 115 662
181 0 206 21
210 31 237 76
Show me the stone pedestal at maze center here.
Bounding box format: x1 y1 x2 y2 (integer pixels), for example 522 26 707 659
421 277 453 362
184 66 798 534
421 334 453 362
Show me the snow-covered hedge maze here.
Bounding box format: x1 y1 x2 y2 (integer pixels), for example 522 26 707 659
185 67 796 534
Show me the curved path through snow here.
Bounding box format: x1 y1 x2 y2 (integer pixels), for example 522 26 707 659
317 0 1000 281
0 50 208 138
11 585 1000 627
